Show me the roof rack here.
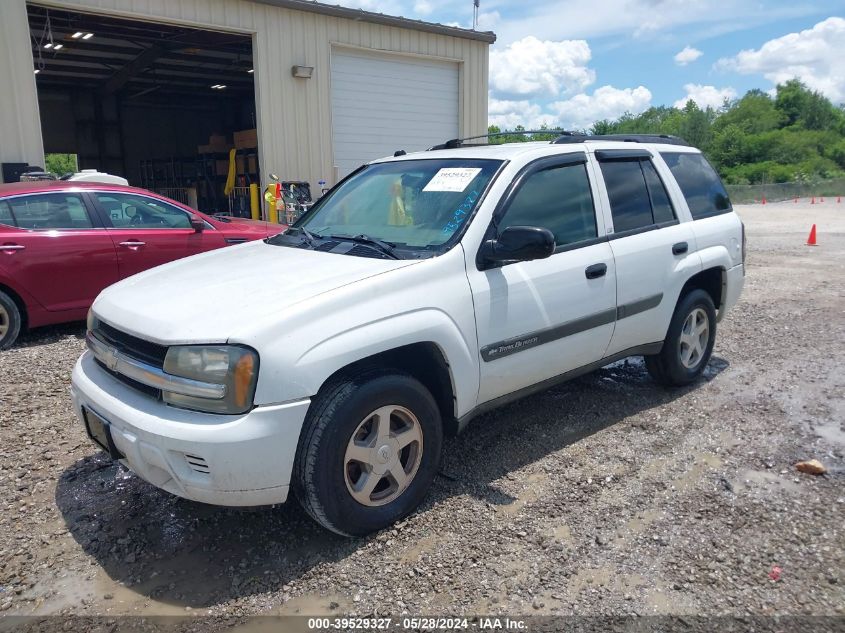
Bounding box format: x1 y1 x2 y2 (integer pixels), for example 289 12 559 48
551 133 691 146
428 130 572 151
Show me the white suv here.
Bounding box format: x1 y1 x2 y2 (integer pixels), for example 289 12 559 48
71 134 745 536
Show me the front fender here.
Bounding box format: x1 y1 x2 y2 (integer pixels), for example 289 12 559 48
255 308 479 417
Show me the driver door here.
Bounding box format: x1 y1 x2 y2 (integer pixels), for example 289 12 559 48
92 192 224 279
464 154 618 405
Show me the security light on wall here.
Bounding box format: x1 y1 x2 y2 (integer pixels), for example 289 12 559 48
291 65 314 79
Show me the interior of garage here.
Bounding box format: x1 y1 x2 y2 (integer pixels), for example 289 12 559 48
28 5 260 216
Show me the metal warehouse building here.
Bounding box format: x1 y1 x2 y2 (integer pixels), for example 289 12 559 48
0 0 493 214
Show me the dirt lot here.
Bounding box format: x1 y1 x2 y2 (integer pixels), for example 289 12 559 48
0 202 843 626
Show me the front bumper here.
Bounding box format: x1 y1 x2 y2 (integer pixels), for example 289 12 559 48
71 351 310 506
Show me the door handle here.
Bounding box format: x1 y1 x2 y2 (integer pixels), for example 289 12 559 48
672 242 689 255
119 241 146 248
585 263 608 279
0 244 25 252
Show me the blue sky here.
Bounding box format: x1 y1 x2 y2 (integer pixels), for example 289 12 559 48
334 0 845 130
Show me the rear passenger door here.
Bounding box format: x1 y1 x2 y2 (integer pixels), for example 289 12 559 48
0 192 118 312
466 153 617 405
592 149 700 357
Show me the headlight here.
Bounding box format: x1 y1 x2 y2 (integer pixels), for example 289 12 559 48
162 345 259 414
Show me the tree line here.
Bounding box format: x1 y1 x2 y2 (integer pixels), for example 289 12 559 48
488 80 845 185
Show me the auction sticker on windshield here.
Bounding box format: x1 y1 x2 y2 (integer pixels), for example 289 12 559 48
423 168 482 192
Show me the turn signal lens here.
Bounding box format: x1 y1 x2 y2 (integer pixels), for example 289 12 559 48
233 353 256 410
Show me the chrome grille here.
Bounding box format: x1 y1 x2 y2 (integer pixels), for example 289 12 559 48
93 320 167 367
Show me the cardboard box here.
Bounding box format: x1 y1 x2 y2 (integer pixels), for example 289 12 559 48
234 128 258 149
198 143 233 155
208 133 230 151
235 155 259 174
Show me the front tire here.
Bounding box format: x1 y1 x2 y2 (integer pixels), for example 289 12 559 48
645 289 716 386
293 370 443 537
0 291 22 351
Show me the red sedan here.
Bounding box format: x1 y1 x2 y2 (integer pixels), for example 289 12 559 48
0 181 281 349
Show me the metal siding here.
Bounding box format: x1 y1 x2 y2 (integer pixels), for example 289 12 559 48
12 0 488 190
0 1 45 180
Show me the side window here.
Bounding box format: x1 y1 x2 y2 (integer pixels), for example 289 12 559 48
499 162 597 248
0 201 15 227
661 152 732 219
641 160 676 224
599 160 653 233
6 193 93 230
95 193 192 229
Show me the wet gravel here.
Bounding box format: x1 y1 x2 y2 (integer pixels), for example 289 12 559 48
0 202 843 626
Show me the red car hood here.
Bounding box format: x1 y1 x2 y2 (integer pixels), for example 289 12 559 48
215 216 286 239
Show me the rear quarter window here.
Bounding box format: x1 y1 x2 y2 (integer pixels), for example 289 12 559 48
661 152 732 220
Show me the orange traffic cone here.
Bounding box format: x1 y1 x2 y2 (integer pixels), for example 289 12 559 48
807 224 818 246
838 196 842 204
762 195 767 205
820 196 825 203
811 196 816 204
794 196 799 203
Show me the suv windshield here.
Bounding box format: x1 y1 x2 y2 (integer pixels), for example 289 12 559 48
274 158 502 256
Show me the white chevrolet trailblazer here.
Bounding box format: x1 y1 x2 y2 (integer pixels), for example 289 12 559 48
72 134 745 536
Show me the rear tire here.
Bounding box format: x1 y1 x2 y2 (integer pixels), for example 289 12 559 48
293 369 443 537
0 291 22 351
645 289 716 387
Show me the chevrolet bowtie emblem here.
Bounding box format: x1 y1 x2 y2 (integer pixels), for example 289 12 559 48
106 347 119 371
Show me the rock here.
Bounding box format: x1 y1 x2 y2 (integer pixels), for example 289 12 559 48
795 460 826 475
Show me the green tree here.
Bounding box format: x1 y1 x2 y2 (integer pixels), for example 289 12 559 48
489 79 845 184
44 153 78 176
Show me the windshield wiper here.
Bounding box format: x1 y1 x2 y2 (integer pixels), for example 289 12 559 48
287 226 320 248
330 234 400 260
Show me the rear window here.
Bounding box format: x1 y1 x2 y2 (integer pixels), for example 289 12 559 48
661 152 732 220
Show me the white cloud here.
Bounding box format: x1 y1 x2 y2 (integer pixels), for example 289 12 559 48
489 36 595 98
674 46 703 66
717 17 845 103
488 97 556 130
673 84 736 109
413 0 433 15
477 11 500 31
550 86 653 129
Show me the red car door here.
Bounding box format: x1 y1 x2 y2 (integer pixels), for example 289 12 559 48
0 191 119 312
91 191 225 279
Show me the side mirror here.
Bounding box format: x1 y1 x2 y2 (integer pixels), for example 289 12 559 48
189 215 205 233
479 226 555 268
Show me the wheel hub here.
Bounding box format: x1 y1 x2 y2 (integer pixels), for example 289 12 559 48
343 405 424 507
0 305 8 338
679 307 709 369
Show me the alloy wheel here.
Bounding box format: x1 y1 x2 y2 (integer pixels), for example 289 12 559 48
343 405 424 507
679 307 709 369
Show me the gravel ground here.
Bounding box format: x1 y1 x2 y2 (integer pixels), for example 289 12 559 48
0 202 843 626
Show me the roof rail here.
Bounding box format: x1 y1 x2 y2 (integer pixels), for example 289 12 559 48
428 130 573 151
551 133 691 146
